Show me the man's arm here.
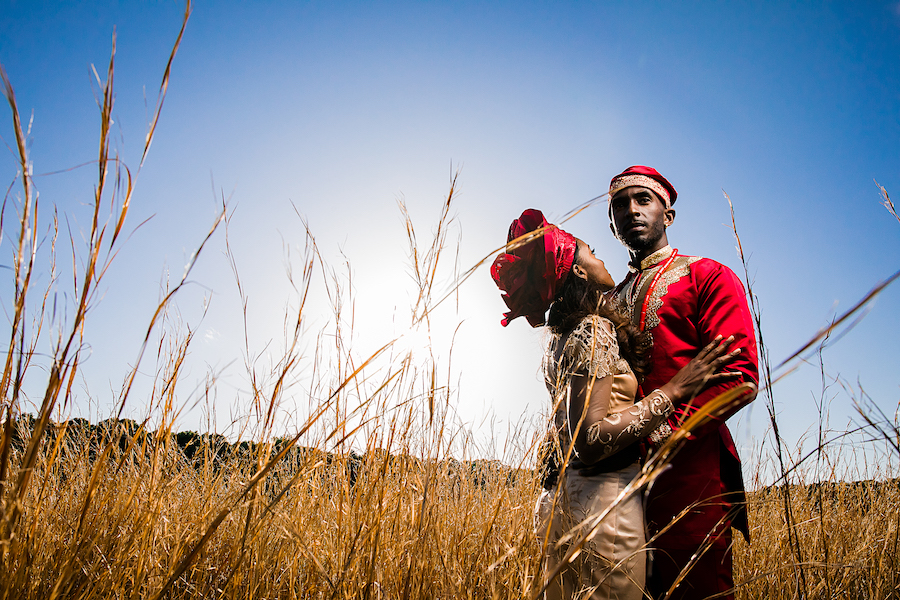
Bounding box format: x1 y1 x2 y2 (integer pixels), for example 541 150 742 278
673 262 759 430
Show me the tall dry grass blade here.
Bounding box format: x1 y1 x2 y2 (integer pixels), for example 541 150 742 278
724 190 808 597
11 34 122 528
0 38 124 556
773 268 900 373
555 191 609 224
115 206 224 418
140 0 191 169
0 64 38 410
812 344 834 599
877 180 899 226
0 8 191 589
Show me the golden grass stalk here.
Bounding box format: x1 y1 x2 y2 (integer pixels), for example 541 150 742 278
0 2 192 592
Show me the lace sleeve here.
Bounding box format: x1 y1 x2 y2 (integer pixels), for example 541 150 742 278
564 315 629 381
583 389 675 462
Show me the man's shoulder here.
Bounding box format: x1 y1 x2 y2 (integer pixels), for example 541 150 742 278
677 254 747 296
677 254 739 278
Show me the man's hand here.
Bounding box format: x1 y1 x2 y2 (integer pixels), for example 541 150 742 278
659 335 743 404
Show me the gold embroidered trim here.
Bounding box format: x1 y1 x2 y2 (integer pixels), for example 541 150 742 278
648 421 673 446
640 245 674 270
618 273 644 324
643 255 700 331
617 253 700 331
609 175 672 207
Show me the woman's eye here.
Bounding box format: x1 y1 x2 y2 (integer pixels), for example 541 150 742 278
590 247 596 255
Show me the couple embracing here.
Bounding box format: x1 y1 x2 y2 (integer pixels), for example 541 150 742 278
491 166 759 600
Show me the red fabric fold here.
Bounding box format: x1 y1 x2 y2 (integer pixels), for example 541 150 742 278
490 209 576 327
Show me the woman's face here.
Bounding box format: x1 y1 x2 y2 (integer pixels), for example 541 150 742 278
573 238 615 291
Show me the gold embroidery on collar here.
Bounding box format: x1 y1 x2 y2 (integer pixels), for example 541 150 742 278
617 254 699 331
629 245 674 273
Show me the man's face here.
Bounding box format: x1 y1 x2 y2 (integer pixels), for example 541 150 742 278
609 186 674 253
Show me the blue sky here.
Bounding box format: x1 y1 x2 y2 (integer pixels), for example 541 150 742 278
2 1 899 469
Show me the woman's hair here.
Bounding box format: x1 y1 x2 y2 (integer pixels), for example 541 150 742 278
546 247 652 378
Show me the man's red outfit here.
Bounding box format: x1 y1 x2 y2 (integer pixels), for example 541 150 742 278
614 245 759 600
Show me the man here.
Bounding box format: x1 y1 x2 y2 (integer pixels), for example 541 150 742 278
607 165 759 600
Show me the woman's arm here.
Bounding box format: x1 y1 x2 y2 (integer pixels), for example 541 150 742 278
568 374 672 465
568 334 742 465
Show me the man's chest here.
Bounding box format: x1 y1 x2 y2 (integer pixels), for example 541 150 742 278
616 255 702 332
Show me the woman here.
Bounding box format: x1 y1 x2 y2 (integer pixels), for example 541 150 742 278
491 209 740 600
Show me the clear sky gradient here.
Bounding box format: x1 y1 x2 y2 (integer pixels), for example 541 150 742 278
2 1 899 469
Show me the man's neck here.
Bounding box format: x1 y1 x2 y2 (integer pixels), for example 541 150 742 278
628 237 670 266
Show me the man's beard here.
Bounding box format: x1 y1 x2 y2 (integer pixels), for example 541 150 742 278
617 219 666 253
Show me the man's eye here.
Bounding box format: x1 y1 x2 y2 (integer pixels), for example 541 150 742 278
590 247 596 255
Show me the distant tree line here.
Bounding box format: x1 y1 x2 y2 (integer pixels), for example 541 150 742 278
6 414 530 490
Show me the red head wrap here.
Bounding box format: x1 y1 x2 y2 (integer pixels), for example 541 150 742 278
609 165 678 207
490 209 577 327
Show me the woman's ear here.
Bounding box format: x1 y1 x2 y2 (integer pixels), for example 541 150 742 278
571 263 588 280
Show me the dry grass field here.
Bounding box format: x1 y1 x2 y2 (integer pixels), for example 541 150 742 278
2 415 899 599
2 416 545 599
736 478 900 599
2 6 900 599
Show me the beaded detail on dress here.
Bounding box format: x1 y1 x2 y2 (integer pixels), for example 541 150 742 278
568 315 632 378
648 420 674 446
544 315 631 399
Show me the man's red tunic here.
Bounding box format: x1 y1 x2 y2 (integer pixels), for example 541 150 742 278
614 245 759 599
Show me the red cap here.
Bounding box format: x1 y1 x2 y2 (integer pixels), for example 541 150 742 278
609 165 677 206
490 209 577 327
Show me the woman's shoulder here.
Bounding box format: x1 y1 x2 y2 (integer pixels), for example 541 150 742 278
570 314 616 339
545 315 611 350
564 315 618 358
565 314 632 377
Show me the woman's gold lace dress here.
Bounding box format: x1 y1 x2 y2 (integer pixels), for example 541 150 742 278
537 315 673 600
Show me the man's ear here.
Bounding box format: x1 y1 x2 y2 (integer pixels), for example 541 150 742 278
664 208 676 227
571 263 588 280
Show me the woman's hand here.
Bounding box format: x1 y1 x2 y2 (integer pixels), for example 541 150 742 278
659 335 743 403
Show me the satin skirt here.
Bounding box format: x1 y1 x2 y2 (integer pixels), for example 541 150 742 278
536 462 646 600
